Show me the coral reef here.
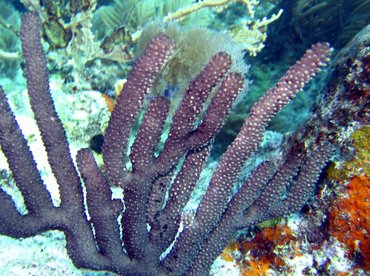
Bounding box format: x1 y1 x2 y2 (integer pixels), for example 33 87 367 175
0 0 369 275
216 22 370 275
0 11 335 275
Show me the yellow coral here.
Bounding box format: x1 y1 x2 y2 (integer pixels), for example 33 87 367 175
230 9 283 56
164 0 261 22
163 0 283 56
328 126 370 180
351 126 370 175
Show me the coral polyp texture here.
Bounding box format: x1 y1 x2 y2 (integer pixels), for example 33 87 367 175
0 12 340 275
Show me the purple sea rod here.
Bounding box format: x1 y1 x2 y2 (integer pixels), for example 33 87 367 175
0 12 334 275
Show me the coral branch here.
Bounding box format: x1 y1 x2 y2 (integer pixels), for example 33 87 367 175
163 42 332 275
76 149 124 261
102 34 174 186
20 12 84 210
0 87 53 214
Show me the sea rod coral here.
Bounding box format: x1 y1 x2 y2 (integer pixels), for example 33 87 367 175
0 12 332 275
